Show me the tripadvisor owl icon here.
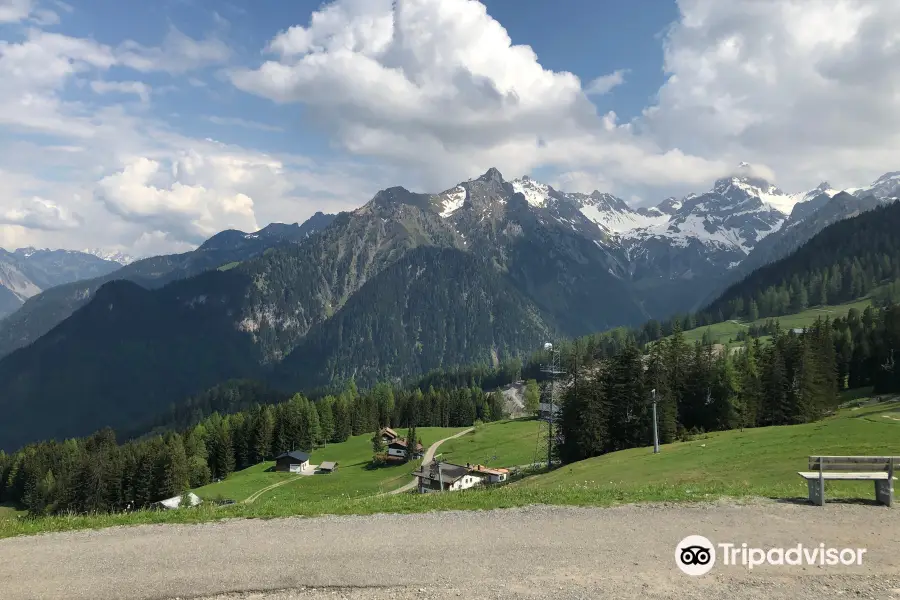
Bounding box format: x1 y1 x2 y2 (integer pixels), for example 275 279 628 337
676 535 716 576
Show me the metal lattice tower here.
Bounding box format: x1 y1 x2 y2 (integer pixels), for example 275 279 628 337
533 343 565 470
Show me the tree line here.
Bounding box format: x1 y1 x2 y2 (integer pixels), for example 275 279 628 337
557 303 900 463
0 381 506 516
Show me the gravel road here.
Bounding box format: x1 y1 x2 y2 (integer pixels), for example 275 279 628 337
1 500 898 600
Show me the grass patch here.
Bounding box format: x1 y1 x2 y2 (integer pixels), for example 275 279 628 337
517 399 900 500
680 298 873 345
2 399 897 539
437 419 541 468
0 503 25 521
217 261 241 271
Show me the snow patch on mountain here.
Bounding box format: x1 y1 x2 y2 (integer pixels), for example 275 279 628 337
578 199 667 234
82 248 136 265
510 177 550 207
437 186 467 217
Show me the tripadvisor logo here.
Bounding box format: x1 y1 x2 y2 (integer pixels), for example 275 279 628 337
675 535 867 576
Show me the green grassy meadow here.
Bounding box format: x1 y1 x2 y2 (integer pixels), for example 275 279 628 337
436 419 541 468
0 504 25 521
681 298 873 345
194 427 468 503
1 396 897 539
518 397 900 500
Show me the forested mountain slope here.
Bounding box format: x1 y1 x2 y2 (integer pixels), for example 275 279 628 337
705 201 900 320
273 246 554 390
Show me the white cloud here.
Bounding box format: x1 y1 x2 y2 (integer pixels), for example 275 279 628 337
90 80 151 103
0 196 81 230
586 70 627 96
7 0 900 255
229 0 725 194
95 155 260 244
643 0 900 191
0 0 31 23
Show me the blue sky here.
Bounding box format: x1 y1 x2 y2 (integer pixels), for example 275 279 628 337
0 0 897 255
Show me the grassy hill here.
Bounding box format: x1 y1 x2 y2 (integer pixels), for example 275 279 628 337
517 395 899 500
194 426 469 503
680 298 873 346
435 419 541 468
2 394 897 538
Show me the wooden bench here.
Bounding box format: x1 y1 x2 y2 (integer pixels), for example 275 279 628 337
798 456 897 507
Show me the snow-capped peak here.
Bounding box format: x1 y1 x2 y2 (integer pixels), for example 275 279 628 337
82 248 136 265
13 246 40 258
851 171 900 201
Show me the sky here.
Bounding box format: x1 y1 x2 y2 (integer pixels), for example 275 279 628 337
1 0 899 256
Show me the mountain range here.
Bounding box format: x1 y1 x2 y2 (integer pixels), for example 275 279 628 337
0 165 897 450
0 248 123 320
0 213 336 358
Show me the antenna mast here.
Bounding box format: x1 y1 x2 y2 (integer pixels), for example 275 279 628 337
534 342 565 470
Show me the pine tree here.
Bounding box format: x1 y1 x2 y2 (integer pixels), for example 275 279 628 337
748 300 759 321
602 344 649 452
557 364 607 464
251 405 275 463
317 397 336 444
523 379 540 414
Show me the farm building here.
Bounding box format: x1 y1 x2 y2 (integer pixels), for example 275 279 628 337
412 462 489 493
318 461 338 474
275 450 311 473
379 427 400 443
387 438 424 460
469 464 510 484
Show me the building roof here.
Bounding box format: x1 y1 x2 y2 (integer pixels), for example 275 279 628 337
388 438 424 451
319 461 338 470
380 427 400 439
470 465 509 476
413 463 476 484
276 450 310 462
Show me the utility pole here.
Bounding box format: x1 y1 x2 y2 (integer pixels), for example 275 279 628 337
651 388 660 454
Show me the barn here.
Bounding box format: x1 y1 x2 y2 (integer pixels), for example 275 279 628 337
275 450 311 473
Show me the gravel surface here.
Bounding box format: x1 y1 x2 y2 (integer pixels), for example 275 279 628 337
1 500 898 600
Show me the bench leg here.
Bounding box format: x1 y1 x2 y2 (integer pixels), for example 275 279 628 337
808 479 824 506
874 479 893 507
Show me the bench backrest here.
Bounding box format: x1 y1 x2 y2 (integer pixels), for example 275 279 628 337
809 456 898 473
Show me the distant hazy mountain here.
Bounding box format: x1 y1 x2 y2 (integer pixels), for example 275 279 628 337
0 248 122 320
82 248 137 265
0 213 336 358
